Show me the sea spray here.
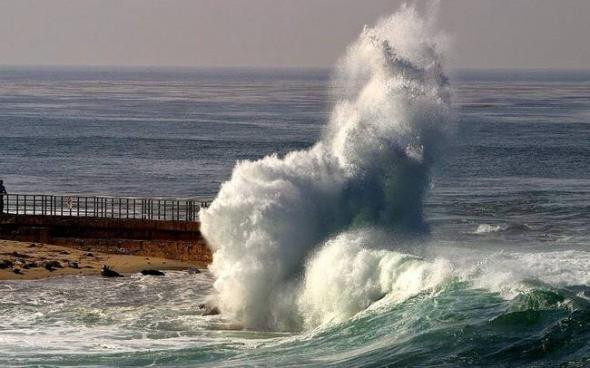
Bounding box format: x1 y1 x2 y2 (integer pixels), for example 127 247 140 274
297 229 453 329
200 4 451 331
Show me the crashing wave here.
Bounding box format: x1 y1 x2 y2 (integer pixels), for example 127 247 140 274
200 4 451 331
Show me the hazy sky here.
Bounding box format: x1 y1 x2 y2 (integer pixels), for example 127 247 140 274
0 0 588 69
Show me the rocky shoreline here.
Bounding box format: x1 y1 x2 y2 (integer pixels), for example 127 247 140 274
0 239 206 280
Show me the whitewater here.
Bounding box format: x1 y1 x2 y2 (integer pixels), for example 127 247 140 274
201 4 453 331
2 4 590 367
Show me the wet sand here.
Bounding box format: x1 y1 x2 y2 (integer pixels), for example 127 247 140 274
0 239 205 280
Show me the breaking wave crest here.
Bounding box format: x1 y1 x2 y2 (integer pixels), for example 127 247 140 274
200 4 451 331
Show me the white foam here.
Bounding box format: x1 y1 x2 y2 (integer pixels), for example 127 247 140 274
474 224 502 234
297 230 453 329
201 4 451 331
465 250 590 298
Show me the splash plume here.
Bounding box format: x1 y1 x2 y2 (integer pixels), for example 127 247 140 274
201 4 451 331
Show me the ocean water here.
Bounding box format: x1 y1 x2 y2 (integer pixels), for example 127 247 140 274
2 11 590 367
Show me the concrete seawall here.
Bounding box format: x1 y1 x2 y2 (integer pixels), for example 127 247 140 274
0 214 212 263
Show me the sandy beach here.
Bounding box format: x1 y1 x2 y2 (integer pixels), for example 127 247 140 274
0 239 206 280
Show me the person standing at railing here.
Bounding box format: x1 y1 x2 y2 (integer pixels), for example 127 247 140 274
0 180 6 213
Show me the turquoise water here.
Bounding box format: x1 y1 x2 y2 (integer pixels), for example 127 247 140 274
2 267 590 367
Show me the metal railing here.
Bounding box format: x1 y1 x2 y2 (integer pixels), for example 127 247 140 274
0 193 211 222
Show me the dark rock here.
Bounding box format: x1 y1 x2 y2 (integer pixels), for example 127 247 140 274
68 261 79 269
43 260 62 272
59 250 69 255
187 268 201 274
140 269 165 276
12 268 22 275
101 265 122 277
28 243 37 248
44 260 62 269
85 253 94 257
25 262 39 269
11 251 30 258
0 260 13 269
198 303 221 316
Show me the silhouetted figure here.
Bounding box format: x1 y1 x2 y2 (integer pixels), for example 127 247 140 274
0 180 6 214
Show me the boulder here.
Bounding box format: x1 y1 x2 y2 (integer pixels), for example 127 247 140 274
0 260 14 269
140 269 165 276
198 303 221 316
101 265 122 277
43 260 62 271
25 261 39 269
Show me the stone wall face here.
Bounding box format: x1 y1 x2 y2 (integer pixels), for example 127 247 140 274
0 214 212 263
